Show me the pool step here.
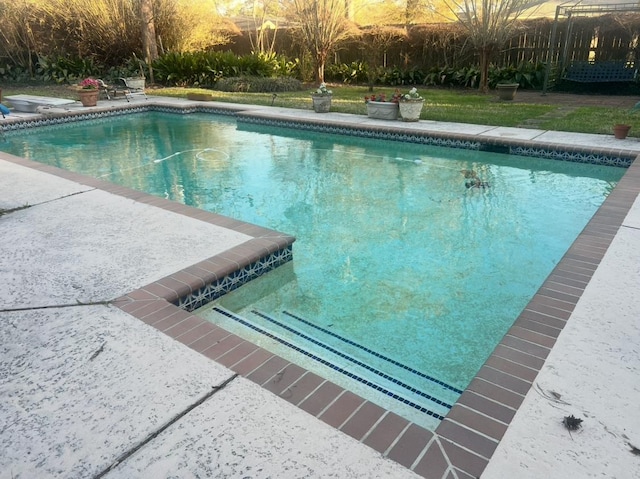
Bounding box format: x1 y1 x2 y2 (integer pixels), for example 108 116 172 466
250 310 454 410
281 310 464 395
211 306 455 422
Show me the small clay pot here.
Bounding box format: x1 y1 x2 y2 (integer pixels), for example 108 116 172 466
613 124 631 139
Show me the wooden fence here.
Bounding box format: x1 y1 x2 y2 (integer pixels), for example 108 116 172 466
225 15 640 70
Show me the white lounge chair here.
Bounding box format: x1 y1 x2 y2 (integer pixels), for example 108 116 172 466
5 95 75 113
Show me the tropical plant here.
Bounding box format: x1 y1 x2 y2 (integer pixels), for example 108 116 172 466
152 51 279 86
37 55 102 84
489 62 546 89
325 61 368 84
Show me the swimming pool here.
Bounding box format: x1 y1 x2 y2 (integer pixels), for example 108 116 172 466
1 111 625 429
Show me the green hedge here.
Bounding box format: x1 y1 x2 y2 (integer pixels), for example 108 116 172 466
0 51 548 91
325 61 547 89
152 51 298 87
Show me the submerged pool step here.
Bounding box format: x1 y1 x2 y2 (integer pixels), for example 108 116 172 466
251 310 453 410
281 310 463 395
212 306 450 420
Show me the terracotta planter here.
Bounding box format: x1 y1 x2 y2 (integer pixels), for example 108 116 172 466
496 83 519 101
613 124 631 139
398 100 424 122
311 95 332 113
366 101 399 120
78 89 99 107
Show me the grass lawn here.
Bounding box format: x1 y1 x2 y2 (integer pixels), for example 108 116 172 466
2 82 638 136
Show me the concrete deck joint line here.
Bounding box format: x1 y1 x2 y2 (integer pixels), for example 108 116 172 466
0 299 113 313
93 373 239 478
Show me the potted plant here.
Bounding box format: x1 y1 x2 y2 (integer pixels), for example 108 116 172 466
613 123 631 139
311 83 332 113
77 78 100 107
398 87 424 122
78 78 100 106
496 82 519 101
612 102 640 139
613 101 640 140
365 90 401 120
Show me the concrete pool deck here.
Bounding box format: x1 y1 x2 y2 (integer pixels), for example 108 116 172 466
1 97 639 478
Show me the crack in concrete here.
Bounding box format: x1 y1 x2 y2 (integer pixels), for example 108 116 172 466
0 188 95 218
1 189 96 218
38 188 97 205
94 373 239 478
0 300 113 313
0 203 33 217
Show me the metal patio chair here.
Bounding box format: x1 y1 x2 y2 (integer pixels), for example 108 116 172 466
97 78 147 102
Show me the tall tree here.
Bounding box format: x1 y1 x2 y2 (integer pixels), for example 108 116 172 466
290 0 356 84
445 0 542 92
248 0 281 54
140 0 158 61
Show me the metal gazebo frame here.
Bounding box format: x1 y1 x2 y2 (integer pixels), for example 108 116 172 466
543 1 640 93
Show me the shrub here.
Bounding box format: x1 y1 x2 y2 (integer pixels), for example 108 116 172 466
152 51 286 87
325 61 368 84
0 63 30 82
255 52 301 78
36 55 103 84
489 62 546 89
375 66 425 86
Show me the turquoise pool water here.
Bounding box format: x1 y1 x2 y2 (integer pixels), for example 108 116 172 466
2 112 624 428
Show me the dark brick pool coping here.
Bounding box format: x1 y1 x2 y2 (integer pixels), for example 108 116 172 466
2 107 639 478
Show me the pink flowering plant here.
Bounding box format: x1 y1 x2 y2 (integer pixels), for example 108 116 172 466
364 89 402 103
79 78 100 90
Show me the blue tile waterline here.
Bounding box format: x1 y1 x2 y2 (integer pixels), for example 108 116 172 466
236 114 635 167
175 247 294 312
213 307 446 421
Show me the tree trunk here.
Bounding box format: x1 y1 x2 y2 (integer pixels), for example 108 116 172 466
140 0 158 83
315 51 327 84
479 47 490 93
